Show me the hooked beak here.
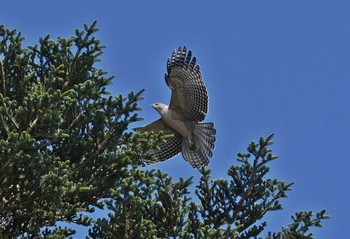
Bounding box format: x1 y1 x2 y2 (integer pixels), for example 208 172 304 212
151 104 156 109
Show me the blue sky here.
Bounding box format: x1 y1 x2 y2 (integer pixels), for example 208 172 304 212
2 1 349 238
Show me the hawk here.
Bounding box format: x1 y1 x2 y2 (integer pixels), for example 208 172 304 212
135 47 216 169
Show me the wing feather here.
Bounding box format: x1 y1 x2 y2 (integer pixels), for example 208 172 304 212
134 118 174 133
145 134 182 165
134 118 182 164
165 47 208 122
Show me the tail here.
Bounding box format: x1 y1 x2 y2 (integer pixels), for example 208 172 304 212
181 123 216 169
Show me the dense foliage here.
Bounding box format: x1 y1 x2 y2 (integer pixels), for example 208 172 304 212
0 22 328 238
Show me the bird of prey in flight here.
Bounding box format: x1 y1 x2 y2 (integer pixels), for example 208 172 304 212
135 47 216 169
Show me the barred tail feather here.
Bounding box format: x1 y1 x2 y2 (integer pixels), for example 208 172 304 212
181 122 216 169
194 122 216 158
182 139 208 168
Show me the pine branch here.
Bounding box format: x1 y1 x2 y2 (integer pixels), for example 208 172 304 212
0 58 5 96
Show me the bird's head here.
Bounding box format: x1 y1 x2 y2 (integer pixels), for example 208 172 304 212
151 103 168 115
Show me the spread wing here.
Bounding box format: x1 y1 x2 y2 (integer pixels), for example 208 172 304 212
165 47 208 122
134 118 174 133
134 118 182 164
146 134 182 165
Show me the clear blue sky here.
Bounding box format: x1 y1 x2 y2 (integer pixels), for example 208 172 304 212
2 1 349 238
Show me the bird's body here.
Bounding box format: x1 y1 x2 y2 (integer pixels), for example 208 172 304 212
152 103 195 148
135 47 216 169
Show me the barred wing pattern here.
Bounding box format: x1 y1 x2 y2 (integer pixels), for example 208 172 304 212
145 134 182 165
165 47 209 122
134 119 182 164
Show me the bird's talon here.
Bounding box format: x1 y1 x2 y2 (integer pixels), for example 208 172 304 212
189 139 195 149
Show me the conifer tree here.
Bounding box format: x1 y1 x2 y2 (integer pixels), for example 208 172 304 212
0 22 329 238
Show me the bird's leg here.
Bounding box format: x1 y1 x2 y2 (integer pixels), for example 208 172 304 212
187 131 195 149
